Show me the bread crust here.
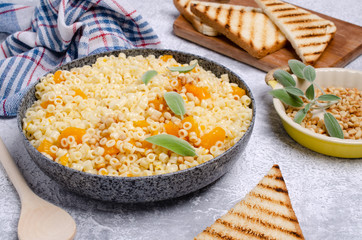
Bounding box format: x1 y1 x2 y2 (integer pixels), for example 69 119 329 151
194 165 305 240
254 0 336 65
173 0 219 36
190 2 287 58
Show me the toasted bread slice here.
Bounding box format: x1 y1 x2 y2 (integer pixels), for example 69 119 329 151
174 0 219 36
194 165 305 240
254 0 336 65
190 1 287 58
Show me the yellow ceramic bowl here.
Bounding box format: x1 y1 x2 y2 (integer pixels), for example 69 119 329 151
268 68 362 158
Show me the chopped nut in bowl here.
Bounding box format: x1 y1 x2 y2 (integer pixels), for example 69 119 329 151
266 61 362 158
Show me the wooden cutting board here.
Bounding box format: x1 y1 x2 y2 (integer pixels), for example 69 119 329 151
173 0 362 72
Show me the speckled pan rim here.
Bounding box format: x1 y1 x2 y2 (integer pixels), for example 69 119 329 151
273 68 362 145
17 48 256 182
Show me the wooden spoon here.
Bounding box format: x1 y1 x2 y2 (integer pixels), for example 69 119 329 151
0 138 76 240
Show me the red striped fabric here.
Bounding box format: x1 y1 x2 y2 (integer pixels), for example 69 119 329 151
0 0 161 117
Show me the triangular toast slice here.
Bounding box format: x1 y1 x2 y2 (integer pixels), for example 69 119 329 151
194 165 305 240
173 0 219 36
254 0 336 65
190 1 287 58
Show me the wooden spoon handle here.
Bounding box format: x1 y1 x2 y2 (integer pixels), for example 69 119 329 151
0 138 35 202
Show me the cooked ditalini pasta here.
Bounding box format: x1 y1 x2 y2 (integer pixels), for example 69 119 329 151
23 54 252 177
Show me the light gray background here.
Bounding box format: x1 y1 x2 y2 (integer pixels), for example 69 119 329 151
0 0 361 239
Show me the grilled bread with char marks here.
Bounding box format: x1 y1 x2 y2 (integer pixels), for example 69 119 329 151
173 0 219 36
194 165 305 240
254 0 336 65
190 1 287 58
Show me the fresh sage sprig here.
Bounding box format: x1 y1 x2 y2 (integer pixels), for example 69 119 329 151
141 70 158 85
167 63 197 73
145 134 196 156
164 92 186 119
269 59 344 139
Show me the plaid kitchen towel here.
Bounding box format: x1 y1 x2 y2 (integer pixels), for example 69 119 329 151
0 0 161 117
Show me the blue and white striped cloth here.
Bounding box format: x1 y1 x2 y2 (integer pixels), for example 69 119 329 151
0 0 161 117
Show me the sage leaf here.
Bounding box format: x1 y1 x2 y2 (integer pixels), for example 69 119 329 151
294 103 310 124
324 112 344 139
141 70 158 85
285 86 304 97
269 89 304 108
288 59 306 79
294 108 308 124
145 134 196 156
317 94 341 102
303 65 316 82
273 69 296 87
305 84 315 100
304 102 311 112
168 63 197 73
164 92 186 119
